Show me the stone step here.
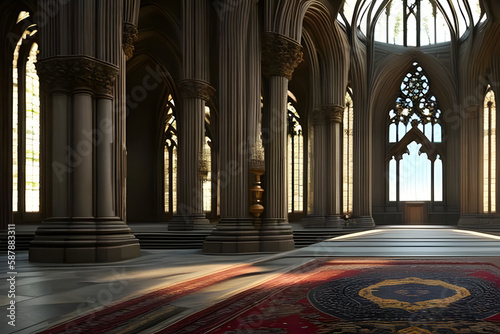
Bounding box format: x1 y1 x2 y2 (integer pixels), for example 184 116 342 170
0 230 359 251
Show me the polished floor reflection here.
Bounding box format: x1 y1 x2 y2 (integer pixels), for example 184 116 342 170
2 227 500 333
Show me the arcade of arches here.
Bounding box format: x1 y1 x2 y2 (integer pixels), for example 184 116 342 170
2 0 500 263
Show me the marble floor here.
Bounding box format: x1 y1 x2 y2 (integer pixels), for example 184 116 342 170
2 226 500 334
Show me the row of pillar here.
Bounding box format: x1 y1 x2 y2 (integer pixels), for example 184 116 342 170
28 0 363 262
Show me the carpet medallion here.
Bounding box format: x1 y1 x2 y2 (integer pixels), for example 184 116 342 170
162 260 500 333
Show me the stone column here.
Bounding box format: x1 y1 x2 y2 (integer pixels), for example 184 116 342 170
170 79 215 230
260 32 302 251
324 104 344 227
203 0 261 253
302 109 327 226
353 98 375 227
29 0 140 263
458 105 482 226
170 0 214 230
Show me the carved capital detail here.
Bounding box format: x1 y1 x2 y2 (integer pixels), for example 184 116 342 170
311 109 326 125
178 79 216 101
37 56 119 96
261 32 303 80
321 104 344 123
123 22 138 61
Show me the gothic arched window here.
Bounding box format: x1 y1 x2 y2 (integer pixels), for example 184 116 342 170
343 88 354 215
287 95 304 213
202 105 212 213
374 0 482 46
164 96 177 214
483 86 496 213
13 12 41 218
387 62 443 202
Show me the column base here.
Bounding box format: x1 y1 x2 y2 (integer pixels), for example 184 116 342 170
168 214 213 231
259 218 295 252
325 215 345 228
29 220 141 263
353 216 376 227
203 218 261 253
458 215 500 228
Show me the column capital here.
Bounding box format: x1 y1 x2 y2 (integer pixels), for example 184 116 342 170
178 79 216 102
321 104 344 123
37 56 119 96
261 32 303 80
123 22 138 61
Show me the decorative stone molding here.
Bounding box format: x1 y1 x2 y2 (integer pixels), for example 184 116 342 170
261 32 303 80
123 22 138 61
321 104 344 123
178 79 216 102
37 56 119 96
310 108 326 125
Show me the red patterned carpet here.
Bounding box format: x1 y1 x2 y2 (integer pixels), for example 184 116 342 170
40 263 257 334
161 259 500 334
41 259 500 333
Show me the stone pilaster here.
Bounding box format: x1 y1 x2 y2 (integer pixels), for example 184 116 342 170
458 104 482 226
301 108 327 227
260 32 302 251
30 56 140 263
353 97 375 227
324 104 344 227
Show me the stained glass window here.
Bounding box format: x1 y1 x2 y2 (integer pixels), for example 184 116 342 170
374 0 481 46
202 134 212 212
483 87 496 213
287 98 304 213
388 62 443 202
13 16 40 215
25 43 40 212
164 96 177 214
343 89 354 215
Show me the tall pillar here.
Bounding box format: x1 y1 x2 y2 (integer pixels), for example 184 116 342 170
353 98 375 227
302 109 327 226
170 0 214 230
458 105 482 226
203 0 261 253
324 104 344 227
260 32 302 251
29 0 140 263
170 79 215 230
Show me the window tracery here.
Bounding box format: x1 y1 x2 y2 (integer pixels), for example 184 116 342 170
12 13 40 216
387 62 443 202
287 97 304 213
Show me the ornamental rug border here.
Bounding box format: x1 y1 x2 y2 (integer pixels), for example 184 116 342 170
40 263 258 334
160 259 500 334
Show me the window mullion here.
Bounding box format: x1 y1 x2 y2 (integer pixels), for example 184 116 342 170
18 45 29 218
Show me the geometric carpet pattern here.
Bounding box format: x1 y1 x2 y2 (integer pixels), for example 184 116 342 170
160 260 500 333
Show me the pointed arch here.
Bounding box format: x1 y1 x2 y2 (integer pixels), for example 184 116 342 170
12 11 41 220
387 62 444 202
483 85 497 213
